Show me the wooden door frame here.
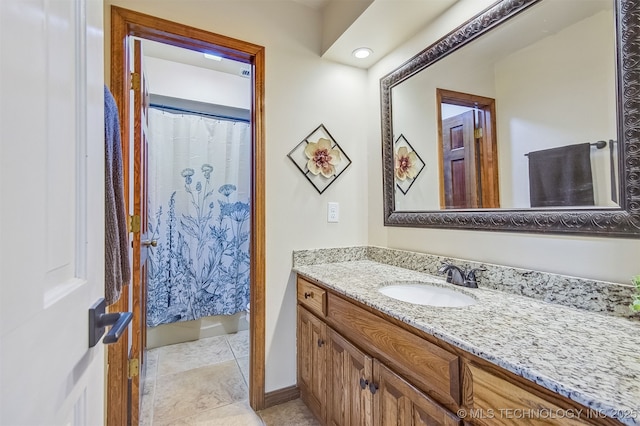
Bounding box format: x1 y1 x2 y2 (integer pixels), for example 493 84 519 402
109 5 266 412
436 88 500 209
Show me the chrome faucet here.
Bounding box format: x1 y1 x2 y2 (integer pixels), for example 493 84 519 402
437 262 484 288
438 263 466 286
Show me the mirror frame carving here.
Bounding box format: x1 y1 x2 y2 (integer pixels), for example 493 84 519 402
381 0 640 238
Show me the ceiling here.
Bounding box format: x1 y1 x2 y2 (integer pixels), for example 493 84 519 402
142 0 460 74
141 39 249 77
321 0 458 69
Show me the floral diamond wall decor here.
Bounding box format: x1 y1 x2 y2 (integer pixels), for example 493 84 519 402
394 134 425 195
287 124 352 194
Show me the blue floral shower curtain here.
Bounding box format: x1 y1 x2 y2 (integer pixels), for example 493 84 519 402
146 108 251 327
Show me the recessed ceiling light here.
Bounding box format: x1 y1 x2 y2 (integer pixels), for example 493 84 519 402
204 53 223 61
352 47 372 59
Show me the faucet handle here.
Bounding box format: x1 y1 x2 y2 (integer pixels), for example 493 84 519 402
464 267 486 288
437 261 452 273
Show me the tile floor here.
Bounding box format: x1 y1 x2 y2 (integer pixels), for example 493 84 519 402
140 331 320 425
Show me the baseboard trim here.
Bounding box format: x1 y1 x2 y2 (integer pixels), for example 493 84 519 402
263 385 300 409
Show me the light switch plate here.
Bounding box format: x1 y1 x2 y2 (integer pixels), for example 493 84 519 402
328 202 339 223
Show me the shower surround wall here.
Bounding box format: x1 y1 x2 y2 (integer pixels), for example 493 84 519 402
144 53 251 345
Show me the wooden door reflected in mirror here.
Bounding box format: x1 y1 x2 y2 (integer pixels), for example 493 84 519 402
437 89 499 209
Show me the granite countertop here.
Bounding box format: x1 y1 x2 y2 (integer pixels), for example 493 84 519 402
293 260 640 425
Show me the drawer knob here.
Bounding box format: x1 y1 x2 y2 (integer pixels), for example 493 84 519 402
359 378 369 389
317 338 325 347
369 382 379 394
304 292 313 299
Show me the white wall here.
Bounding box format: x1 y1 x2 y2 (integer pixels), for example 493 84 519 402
144 56 250 109
368 0 640 285
391 39 497 211
495 10 616 207
105 0 369 392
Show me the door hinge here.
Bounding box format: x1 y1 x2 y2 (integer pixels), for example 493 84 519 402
128 358 139 378
129 215 141 234
474 128 483 139
130 72 141 91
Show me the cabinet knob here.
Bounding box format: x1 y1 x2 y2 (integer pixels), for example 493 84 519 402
359 378 369 390
369 382 379 394
317 338 325 347
304 292 313 299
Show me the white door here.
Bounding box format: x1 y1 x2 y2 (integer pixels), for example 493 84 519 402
0 0 106 424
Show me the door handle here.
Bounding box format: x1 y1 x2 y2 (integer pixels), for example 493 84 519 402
141 239 157 247
88 298 133 347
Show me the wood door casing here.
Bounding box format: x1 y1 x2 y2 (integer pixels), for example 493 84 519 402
106 287 129 426
109 5 267 413
129 38 150 426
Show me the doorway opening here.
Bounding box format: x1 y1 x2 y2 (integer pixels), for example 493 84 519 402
436 88 500 209
110 7 265 425
142 39 252 347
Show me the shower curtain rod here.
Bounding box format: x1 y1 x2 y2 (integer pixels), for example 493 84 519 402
524 140 609 157
150 103 250 124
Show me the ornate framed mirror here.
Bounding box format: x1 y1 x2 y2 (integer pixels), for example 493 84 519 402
381 0 640 237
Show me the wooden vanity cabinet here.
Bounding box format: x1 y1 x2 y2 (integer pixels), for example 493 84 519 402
298 278 327 317
296 276 619 426
326 319 460 426
298 306 328 422
297 277 461 426
374 361 461 426
327 329 373 426
461 362 616 426
297 278 329 421
326 292 460 411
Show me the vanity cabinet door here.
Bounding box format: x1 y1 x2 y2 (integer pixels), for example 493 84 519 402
327 329 374 426
462 363 596 426
298 306 327 422
373 361 462 426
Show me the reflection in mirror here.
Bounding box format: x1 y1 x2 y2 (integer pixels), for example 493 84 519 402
437 89 499 209
391 0 618 212
381 0 640 237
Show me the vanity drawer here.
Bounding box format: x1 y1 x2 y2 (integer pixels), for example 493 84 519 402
326 292 460 410
463 363 593 426
297 277 326 317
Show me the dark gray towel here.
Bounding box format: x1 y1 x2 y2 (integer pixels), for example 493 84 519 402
104 85 131 305
528 143 595 208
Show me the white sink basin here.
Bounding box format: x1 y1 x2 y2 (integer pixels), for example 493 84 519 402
378 282 477 307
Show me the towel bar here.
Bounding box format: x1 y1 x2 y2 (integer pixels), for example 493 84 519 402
524 140 607 157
